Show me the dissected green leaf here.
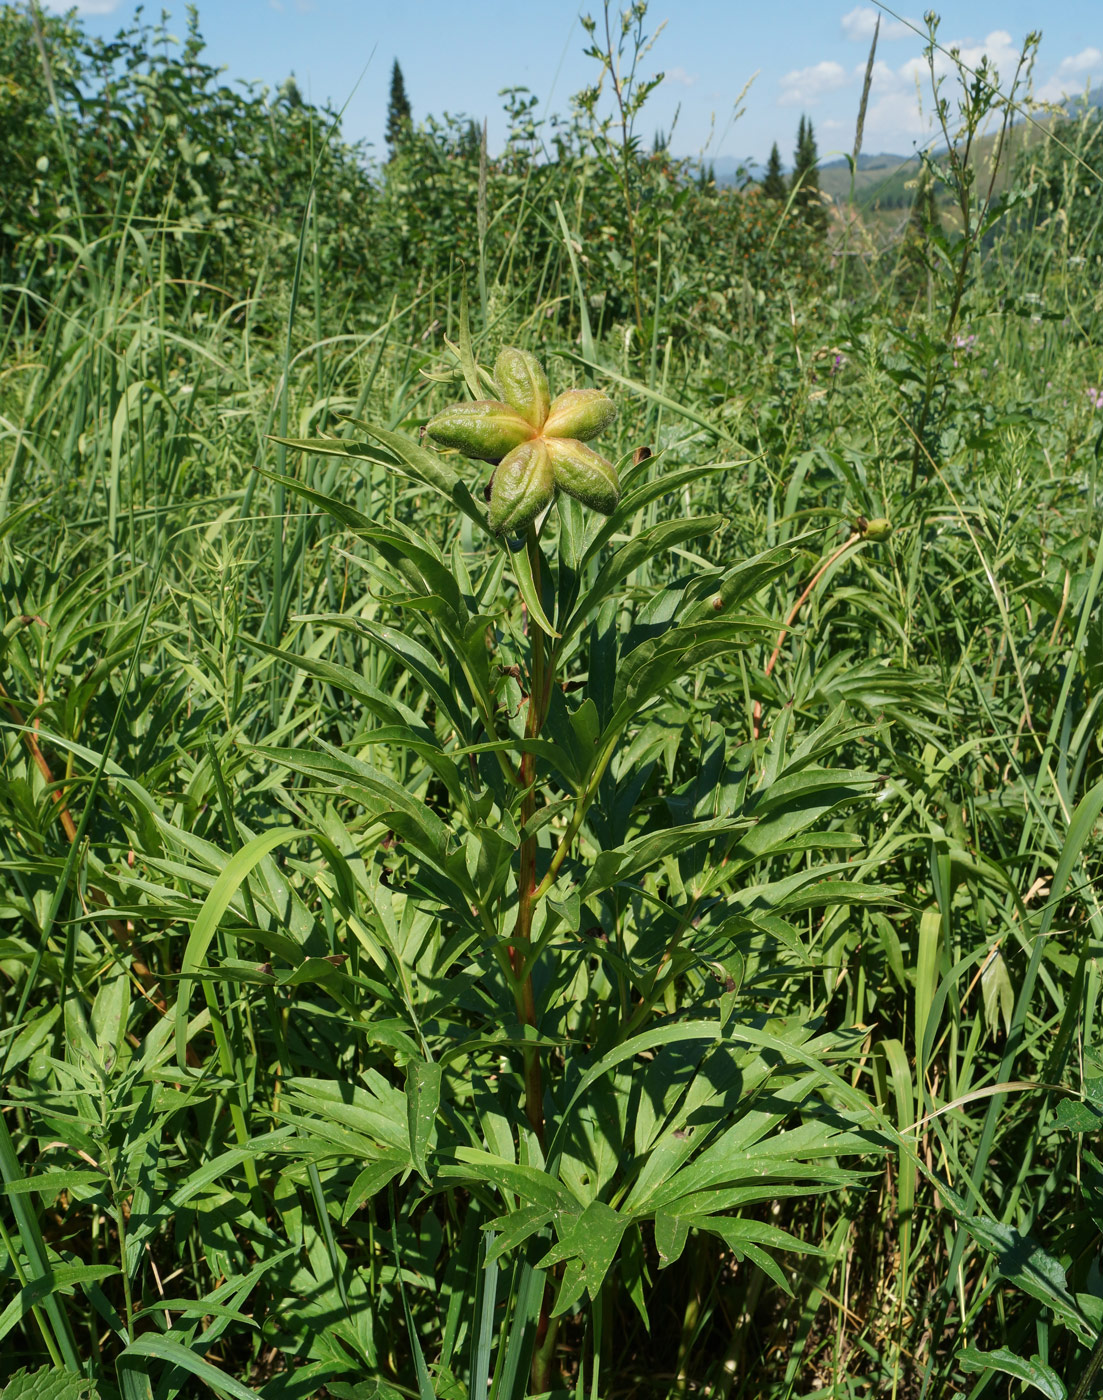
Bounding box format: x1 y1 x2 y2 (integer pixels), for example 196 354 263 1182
484 1203 555 1263
956 1345 1066 1399
1 1368 102 1400
537 1199 628 1314
950 1199 1093 1342
344 1153 411 1223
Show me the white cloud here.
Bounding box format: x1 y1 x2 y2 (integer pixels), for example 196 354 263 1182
866 28 1025 93
864 58 901 92
1059 45 1102 75
937 30 1021 80
778 60 849 107
841 7 916 43
40 0 122 10
865 87 931 141
848 29 1033 144
779 25 1069 155
1036 47 1103 104
666 66 698 88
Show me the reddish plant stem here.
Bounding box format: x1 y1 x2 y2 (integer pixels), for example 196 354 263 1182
1 665 166 1014
1 675 78 842
531 1303 563 1394
752 532 861 740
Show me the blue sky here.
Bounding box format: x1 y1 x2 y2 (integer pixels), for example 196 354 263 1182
42 1 1103 169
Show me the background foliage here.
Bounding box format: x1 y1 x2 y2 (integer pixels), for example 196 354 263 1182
1 4 1102 1399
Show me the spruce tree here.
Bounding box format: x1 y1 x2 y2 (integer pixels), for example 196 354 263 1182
696 160 717 192
791 117 809 199
762 142 786 199
385 60 412 156
792 115 827 232
793 116 807 174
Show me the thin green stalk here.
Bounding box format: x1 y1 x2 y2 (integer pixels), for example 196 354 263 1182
104 1153 136 1339
269 184 314 703
0 1210 66 1369
531 732 619 905
0 1118 82 1367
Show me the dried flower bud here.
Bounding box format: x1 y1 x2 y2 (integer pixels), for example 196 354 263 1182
489 440 555 535
425 400 534 462
494 348 550 429
544 388 617 442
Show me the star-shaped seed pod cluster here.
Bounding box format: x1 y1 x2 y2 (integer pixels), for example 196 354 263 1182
424 348 620 535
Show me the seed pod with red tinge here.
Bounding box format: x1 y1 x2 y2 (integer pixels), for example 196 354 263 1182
862 517 893 541
544 388 617 442
489 439 555 534
546 438 620 515
494 348 550 429
425 400 535 462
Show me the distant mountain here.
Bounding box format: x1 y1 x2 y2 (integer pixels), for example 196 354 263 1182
702 149 921 193
819 151 913 172
703 156 752 187
1062 84 1103 115
683 88 1103 207
819 152 922 206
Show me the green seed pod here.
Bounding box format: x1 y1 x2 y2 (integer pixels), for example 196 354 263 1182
546 438 620 515
489 440 555 534
425 400 534 462
863 517 893 542
543 388 617 442
494 348 550 429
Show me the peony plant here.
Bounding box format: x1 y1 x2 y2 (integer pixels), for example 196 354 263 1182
264 334 882 1395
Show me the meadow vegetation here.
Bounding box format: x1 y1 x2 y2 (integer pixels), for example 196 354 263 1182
2 4 1103 1398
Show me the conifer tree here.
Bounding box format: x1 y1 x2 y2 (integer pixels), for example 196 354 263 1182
696 160 717 192
762 142 786 199
792 115 827 232
385 59 412 156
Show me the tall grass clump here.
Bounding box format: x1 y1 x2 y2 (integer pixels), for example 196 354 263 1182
1 4 1102 1398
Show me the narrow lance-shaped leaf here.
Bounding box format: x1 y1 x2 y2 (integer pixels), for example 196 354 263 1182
406 1059 443 1183
558 514 725 650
